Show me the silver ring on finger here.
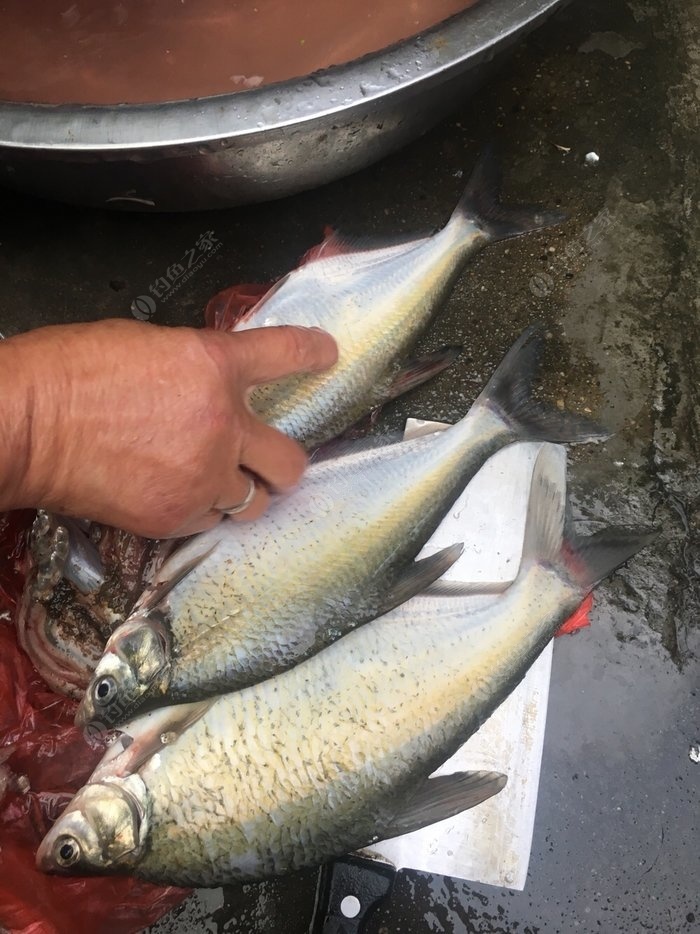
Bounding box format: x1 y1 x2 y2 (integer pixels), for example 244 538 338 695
218 475 256 516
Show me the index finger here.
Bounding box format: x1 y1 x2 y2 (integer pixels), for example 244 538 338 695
230 326 338 385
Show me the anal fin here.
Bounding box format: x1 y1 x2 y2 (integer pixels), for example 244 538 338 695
383 770 507 839
330 347 463 445
556 593 593 636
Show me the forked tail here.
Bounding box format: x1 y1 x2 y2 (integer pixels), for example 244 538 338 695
474 325 609 444
451 145 567 241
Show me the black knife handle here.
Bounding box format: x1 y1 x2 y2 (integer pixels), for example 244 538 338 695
310 856 396 934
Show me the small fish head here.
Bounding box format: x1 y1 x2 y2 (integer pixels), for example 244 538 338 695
75 616 171 732
36 776 148 876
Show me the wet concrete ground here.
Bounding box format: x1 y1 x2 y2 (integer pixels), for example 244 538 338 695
1 0 698 930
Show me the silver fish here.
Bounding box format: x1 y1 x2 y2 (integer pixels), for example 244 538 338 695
37 446 655 885
75 327 606 732
221 150 566 448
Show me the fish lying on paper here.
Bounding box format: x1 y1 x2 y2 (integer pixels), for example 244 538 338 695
75 326 606 732
37 446 655 885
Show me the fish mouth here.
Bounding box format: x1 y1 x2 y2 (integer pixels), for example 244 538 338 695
76 616 172 732
74 701 110 737
73 673 119 735
35 803 85 875
73 678 104 731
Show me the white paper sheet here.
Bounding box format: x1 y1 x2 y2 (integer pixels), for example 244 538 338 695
363 422 562 890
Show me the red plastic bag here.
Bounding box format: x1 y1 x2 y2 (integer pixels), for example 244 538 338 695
0 512 189 934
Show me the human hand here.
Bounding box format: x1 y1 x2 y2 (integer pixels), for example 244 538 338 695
0 319 337 537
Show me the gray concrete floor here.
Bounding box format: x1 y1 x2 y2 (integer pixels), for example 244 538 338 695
1 0 698 930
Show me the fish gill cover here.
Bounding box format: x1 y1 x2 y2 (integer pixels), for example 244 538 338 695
0 511 189 934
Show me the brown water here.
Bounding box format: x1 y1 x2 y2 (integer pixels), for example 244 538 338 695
0 0 479 105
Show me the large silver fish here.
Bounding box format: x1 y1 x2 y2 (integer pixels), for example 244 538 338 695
213 150 565 448
75 327 606 732
37 446 655 885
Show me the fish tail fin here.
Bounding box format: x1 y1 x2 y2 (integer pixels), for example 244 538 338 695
474 325 609 444
520 444 657 591
559 527 659 593
451 145 567 241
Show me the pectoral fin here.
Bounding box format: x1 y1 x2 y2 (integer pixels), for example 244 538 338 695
379 544 464 615
383 770 507 839
132 540 219 616
204 281 273 330
90 699 215 781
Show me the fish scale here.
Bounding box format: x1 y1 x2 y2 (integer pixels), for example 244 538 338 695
39 451 655 888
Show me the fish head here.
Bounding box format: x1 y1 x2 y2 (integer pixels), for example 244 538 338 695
36 775 149 876
75 615 171 732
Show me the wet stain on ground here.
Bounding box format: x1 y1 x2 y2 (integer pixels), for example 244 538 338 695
1 0 698 929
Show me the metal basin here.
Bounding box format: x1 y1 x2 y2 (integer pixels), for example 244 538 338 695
0 0 565 211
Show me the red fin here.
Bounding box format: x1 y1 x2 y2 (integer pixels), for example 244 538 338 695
556 593 593 636
204 282 272 332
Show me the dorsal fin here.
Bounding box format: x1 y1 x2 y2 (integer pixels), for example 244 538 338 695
301 227 429 264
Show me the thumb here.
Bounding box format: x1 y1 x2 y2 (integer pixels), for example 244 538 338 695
230 326 338 385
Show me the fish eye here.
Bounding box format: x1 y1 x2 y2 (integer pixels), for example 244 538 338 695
55 836 81 867
93 675 117 706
